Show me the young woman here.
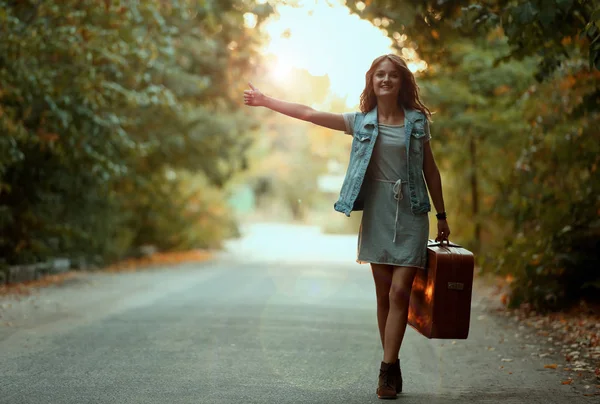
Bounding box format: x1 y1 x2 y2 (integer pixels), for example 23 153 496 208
244 54 451 400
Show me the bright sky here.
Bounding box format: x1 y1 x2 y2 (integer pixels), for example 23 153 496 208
244 0 426 109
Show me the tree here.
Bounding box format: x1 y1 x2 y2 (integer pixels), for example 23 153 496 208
493 64 600 309
347 0 599 79
348 0 600 309
418 35 535 254
0 0 271 265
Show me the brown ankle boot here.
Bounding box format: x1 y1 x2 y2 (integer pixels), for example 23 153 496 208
376 361 397 399
392 359 402 393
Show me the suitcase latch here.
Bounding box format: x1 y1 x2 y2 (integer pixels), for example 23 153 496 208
448 282 464 290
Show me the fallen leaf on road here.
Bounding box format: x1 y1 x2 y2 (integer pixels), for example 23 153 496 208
544 364 558 369
106 250 212 272
501 358 514 362
562 379 573 385
0 273 78 297
488 284 600 386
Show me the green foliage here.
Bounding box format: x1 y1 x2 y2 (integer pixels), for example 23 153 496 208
349 0 600 310
0 0 269 266
419 38 599 311
494 65 600 310
418 37 535 253
348 0 599 79
122 170 239 252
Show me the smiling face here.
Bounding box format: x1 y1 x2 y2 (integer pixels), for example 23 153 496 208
372 59 402 99
359 54 430 116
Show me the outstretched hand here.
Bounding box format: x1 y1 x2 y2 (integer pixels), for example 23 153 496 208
244 82 265 107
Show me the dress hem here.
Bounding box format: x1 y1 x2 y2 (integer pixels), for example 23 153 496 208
356 259 425 270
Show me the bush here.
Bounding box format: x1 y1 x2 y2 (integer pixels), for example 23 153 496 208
0 0 267 267
124 171 239 252
494 65 600 311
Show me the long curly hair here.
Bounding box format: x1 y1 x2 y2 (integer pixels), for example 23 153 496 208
359 54 431 118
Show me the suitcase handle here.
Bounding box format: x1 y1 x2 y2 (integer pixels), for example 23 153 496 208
428 239 463 248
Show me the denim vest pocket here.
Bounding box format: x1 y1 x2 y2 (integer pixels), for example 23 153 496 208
353 132 372 156
410 126 426 154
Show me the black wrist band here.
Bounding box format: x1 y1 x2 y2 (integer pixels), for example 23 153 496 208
436 212 447 220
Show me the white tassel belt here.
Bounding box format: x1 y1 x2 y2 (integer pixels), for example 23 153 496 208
373 178 406 243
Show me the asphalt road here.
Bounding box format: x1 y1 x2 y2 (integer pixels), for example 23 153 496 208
0 223 594 403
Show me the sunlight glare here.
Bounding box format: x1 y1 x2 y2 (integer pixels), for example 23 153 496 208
401 47 417 60
244 12 257 29
271 57 294 82
261 0 395 108
408 60 428 73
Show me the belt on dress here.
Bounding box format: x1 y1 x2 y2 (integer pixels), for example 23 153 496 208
373 178 406 243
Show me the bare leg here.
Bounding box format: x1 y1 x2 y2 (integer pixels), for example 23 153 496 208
371 264 394 349
382 266 418 364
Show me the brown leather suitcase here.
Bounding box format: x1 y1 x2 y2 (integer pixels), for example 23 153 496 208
408 239 475 339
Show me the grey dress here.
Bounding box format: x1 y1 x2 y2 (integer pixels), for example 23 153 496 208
343 113 430 269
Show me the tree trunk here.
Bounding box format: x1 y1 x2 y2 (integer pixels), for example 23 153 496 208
470 135 480 254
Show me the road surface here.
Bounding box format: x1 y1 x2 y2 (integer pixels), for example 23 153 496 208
0 223 593 403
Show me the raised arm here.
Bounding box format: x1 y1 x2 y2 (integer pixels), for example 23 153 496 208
244 83 346 132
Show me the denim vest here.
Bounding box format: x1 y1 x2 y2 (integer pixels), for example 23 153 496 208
333 106 431 216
